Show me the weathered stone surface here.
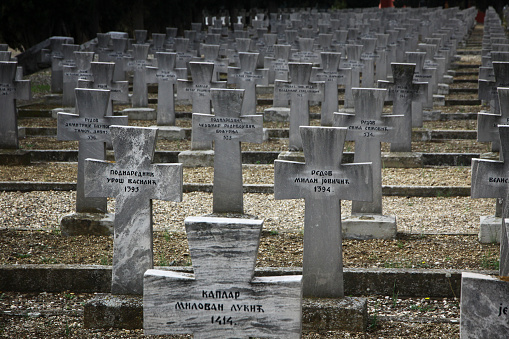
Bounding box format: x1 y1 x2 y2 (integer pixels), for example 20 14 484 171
302 297 367 332
60 212 114 236
342 214 397 240
84 294 143 329
460 272 509 338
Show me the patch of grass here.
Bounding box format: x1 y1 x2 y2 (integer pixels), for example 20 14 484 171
31 83 50 94
392 282 399 307
481 253 500 270
163 230 172 242
269 230 279 236
63 292 75 300
100 256 109 265
368 301 379 331
40 257 58 264
396 241 405 249
15 252 31 259
157 254 171 266
0 293 4 301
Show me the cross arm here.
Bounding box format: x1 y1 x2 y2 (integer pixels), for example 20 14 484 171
471 158 508 199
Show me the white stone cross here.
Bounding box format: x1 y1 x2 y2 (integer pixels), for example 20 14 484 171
274 126 373 297
478 87 509 152
177 62 226 150
192 89 263 213
57 89 128 213
0 61 31 149
472 125 509 276
227 52 268 115
126 44 152 108
85 126 183 294
274 63 324 151
62 51 95 107
334 88 403 214
144 216 302 337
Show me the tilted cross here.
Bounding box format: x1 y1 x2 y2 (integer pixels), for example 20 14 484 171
274 63 324 151
472 125 509 276
192 89 263 213
274 126 373 297
227 52 268 115
334 87 403 214
178 62 226 150
85 126 183 294
0 61 31 149
144 216 302 337
57 89 128 213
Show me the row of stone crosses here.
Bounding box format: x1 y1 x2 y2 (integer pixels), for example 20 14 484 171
6 4 509 337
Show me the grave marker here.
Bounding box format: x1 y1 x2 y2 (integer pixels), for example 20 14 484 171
478 87 509 152
274 63 324 151
334 88 402 215
0 62 31 149
44 37 74 93
85 126 183 295
144 216 302 337
177 62 226 150
127 44 152 108
274 126 372 297
62 51 95 107
192 89 263 213
227 52 268 115
57 89 128 213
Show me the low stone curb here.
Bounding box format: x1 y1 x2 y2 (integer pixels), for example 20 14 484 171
0 264 495 298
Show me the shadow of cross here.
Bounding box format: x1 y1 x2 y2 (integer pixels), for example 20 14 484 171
274 126 373 298
275 63 324 151
479 62 509 151
334 88 403 215
192 89 263 214
472 125 509 276
378 63 428 152
0 61 31 149
143 216 302 337
57 89 128 213
178 62 227 150
227 52 268 116
85 126 183 295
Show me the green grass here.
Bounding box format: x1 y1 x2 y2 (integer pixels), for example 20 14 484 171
31 83 50 94
481 253 500 270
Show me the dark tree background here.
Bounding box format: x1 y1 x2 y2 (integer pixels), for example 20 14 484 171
0 0 504 51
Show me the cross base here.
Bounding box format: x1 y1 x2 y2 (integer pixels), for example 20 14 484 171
277 151 305 162
83 294 143 329
60 212 114 236
263 107 290 122
341 214 397 240
121 107 156 120
479 215 502 244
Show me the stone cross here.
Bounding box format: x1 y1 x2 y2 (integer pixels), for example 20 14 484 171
0 62 31 149
144 216 302 337
274 126 372 297
174 38 195 69
192 89 263 213
126 44 152 107
341 45 363 88
472 125 509 276
227 52 268 115
479 62 509 125
478 87 509 152
81 62 129 116
334 88 403 214
62 51 95 107
43 37 74 93
292 38 319 64
146 52 185 125
57 89 128 213
265 44 291 86
198 44 229 81
378 63 428 152
311 52 350 126
406 52 435 110
85 126 183 295
274 63 324 151
177 62 226 150
108 38 129 81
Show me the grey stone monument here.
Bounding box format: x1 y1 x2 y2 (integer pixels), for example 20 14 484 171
144 216 302 337
43 37 74 93
274 126 373 297
192 89 263 213
127 44 152 108
177 62 226 151
62 51 95 107
227 52 268 115
57 89 127 235
0 61 31 149
85 126 183 294
334 88 403 239
274 63 324 151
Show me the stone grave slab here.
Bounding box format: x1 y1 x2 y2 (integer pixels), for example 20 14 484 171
192 89 263 213
144 216 302 338
85 126 183 294
57 88 127 235
274 126 372 297
460 271 509 338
